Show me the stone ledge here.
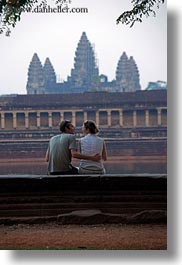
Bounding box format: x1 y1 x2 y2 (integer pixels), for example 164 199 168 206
0 174 167 193
0 174 167 224
0 173 167 179
0 209 167 225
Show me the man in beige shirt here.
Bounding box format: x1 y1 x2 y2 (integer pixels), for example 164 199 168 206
45 120 100 175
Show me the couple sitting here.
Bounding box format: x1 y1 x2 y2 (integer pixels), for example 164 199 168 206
45 120 107 175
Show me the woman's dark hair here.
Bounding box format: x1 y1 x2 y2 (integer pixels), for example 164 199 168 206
83 120 99 134
59 120 71 132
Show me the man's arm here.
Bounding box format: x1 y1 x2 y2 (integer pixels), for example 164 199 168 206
71 149 100 162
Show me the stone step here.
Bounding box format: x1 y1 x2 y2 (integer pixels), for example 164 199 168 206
0 194 167 204
0 209 167 225
0 174 167 224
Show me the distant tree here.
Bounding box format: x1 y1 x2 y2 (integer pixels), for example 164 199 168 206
0 0 165 36
116 0 165 27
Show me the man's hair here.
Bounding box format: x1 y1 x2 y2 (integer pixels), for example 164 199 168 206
59 120 71 132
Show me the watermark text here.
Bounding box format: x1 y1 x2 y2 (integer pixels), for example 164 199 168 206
24 3 88 14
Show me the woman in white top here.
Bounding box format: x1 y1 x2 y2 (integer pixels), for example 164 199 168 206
78 120 107 174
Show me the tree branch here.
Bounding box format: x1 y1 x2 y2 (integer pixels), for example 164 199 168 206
116 0 165 27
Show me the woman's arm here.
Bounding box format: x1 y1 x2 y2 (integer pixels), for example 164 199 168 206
45 145 50 162
102 141 107 161
45 149 49 162
78 140 81 153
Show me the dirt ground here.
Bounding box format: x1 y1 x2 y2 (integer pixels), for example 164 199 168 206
0 223 167 250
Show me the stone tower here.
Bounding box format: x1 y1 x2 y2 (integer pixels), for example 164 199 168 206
26 53 45 94
116 52 141 92
43 57 56 93
116 52 129 92
68 32 99 91
128 56 141 91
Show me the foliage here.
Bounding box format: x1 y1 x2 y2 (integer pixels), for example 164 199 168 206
0 0 165 36
1 0 34 35
116 0 165 27
0 0 64 35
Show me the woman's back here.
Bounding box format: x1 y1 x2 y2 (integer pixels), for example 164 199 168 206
81 133 103 154
79 134 104 171
78 120 107 174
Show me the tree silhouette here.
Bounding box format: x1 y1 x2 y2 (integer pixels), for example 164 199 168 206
0 0 60 35
0 0 165 36
117 0 165 27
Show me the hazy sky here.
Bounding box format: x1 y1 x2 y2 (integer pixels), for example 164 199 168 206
0 0 167 95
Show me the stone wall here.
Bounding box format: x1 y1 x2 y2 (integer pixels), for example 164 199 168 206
0 138 167 159
0 174 167 225
0 90 167 131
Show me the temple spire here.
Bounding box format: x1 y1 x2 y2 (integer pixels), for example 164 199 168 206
115 52 141 92
43 57 56 92
26 53 45 94
68 32 99 91
128 56 141 91
116 52 129 92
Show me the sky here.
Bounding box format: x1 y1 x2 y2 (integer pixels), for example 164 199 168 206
0 0 167 95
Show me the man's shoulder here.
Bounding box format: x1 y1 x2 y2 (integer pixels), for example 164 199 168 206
50 134 76 146
50 134 60 140
63 133 76 138
61 133 76 143
49 134 60 143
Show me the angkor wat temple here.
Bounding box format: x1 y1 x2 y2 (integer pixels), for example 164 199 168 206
1 32 167 169
26 32 141 94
